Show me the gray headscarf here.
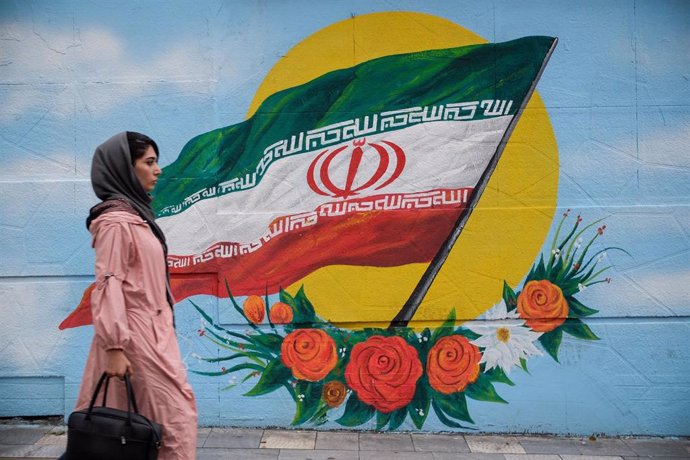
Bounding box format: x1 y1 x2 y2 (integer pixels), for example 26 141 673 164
87 131 174 308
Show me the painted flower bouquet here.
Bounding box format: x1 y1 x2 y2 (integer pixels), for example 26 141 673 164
191 211 624 429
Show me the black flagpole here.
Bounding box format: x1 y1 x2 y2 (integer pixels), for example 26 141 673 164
389 37 559 328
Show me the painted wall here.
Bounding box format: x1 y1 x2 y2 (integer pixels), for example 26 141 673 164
1 0 688 436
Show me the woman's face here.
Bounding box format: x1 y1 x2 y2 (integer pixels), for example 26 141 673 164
133 146 161 192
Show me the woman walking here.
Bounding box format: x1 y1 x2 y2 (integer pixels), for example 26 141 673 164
74 132 197 459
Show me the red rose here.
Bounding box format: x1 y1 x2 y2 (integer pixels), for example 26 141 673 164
345 335 422 413
281 329 337 381
517 279 569 332
426 335 481 394
322 381 347 408
269 301 293 324
243 295 265 324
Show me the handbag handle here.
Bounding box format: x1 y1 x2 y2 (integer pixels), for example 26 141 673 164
87 372 140 426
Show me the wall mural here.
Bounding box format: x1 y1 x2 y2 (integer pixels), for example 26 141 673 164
60 13 626 429
192 210 619 429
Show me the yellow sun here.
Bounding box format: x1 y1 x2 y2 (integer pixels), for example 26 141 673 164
248 11 558 327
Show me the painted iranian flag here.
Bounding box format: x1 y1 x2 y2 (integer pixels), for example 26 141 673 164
59 36 556 329
156 36 557 303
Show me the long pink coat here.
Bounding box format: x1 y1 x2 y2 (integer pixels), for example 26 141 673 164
76 211 197 460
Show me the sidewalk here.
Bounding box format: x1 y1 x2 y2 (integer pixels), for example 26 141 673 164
1 420 688 459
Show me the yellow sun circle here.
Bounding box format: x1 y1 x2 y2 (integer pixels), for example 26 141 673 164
249 11 558 327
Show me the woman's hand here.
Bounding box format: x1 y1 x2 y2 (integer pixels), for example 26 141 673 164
105 349 132 378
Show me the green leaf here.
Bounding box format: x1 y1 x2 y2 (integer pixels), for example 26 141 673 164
561 318 600 340
431 399 474 429
191 362 264 377
190 299 215 325
203 327 271 358
503 281 518 311
519 357 529 373
561 280 582 297
308 403 331 426
336 394 375 427
224 279 248 320
433 392 473 424
432 308 456 342
292 381 322 426
201 352 257 363
539 328 563 362
375 411 391 430
567 297 599 317
221 370 260 391
249 333 284 352
244 360 291 396
293 286 317 325
455 326 480 341
533 256 546 279
550 256 564 279
279 288 297 308
408 379 430 429
388 407 408 430
484 366 514 386
265 289 275 329
465 376 507 404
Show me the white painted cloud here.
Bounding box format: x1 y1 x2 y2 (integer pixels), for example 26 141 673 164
0 281 77 374
579 263 690 317
638 121 690 168
626 267 690 313
1 23 215 120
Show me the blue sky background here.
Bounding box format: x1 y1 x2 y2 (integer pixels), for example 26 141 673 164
0 0 688 433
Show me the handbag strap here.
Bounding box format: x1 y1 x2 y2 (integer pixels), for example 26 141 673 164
101 375 110 406
87 372 134 426
123 373 140 415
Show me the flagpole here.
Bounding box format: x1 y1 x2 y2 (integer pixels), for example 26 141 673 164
389 37 559 328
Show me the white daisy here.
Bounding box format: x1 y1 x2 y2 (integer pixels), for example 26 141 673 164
467 300 542 374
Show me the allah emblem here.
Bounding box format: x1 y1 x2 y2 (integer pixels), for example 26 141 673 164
307 138 406 199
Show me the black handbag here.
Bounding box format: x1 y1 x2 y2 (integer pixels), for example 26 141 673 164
64 372 162 459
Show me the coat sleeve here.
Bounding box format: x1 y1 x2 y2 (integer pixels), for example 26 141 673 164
90 221 133 350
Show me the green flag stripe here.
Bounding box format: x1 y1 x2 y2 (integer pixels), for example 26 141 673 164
154 36 555 217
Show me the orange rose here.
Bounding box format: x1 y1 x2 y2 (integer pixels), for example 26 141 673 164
322 381 347 408
243 295 265 324
426 335 481 394
517 280 569 332
269 302 293 324
281 329 337 381
344 335 422 413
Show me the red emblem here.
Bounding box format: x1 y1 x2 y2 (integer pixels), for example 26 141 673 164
307 138 406 198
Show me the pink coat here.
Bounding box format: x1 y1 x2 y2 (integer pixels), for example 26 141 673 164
76 211 197 460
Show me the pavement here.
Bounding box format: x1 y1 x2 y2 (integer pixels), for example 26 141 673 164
1 419 688 459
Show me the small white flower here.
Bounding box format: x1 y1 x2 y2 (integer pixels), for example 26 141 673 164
578 283 586 292
297 394 305 401
597 252 607 262
575 237 583 248
416 408 425 416
467 300 542 374
551 248 561 256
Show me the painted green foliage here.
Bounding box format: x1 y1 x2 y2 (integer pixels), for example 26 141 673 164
191 212 625 429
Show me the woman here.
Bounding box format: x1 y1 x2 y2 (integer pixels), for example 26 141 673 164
75 132 197 459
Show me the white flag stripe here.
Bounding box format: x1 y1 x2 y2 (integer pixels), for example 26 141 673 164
159 116 512 254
